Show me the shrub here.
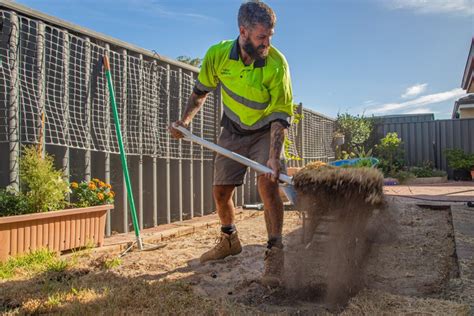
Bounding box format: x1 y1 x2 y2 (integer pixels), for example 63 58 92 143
408 161 447 178
375 132 405 177
444 148 474 170
70 178 114 208
335 112 374 159
393 170 416 184
0 188 30 217
20 146 69 212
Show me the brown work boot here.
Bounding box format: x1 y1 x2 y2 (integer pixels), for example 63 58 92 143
200 231 242 263
261 246 285 287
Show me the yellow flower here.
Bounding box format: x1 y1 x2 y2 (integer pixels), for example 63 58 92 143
92 178 100 183
99 181 106 188
106 183 112 189
88 182 97 190
107 192 114 199
97 193 104 200
70 182 78 189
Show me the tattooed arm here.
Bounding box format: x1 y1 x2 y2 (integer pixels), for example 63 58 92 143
169 91 208 139
266 120 288 182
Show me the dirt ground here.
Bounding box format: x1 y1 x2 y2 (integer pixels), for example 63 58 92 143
0 197 471 315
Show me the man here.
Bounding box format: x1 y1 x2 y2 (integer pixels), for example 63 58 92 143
169 0 293 287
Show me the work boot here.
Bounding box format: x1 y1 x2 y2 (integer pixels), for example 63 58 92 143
200 231 242 263
261 246 285 287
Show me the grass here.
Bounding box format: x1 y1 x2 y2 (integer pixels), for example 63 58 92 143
0 248 70 279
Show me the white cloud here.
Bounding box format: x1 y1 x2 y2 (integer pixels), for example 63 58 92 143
403 107 437 114
386 0 474 16
402 83 428 98
127 0 218 22
369 88 465 114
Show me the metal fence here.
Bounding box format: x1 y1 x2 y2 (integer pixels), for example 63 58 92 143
0 2 335 234
376 118 474 176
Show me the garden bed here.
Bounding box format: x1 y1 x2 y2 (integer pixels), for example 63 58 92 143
0 205 112 262
403 176 448 185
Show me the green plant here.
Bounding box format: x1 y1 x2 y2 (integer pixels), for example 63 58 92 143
0 187 30 217
393 170 416 184
335 112 374 159
354 158 374 168
375 132 405 177
408 161 447 178
0 248 69 279
20 146 69 212
104 257 122 269
353 146 373 158
444 148 474 170
70 178 114 208
284 104 304 161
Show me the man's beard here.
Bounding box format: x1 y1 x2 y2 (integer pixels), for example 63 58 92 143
243 38 268 61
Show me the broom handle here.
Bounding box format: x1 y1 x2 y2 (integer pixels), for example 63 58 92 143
173 123 293 185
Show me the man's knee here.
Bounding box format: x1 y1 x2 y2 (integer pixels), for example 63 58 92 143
213 185 234 204
258 176 279 194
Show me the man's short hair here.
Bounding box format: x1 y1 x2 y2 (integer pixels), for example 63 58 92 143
238 1 276 30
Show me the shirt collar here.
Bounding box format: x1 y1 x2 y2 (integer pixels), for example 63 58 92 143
230 37 266 68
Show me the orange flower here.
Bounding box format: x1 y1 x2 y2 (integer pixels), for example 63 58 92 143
99 181 106 188
92 178 100 183
88 182 97 190
70 182 78 189
97 193 104 200
106 183 112 189
107 192 114 199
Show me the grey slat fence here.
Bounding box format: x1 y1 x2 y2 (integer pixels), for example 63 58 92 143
0 2 336 235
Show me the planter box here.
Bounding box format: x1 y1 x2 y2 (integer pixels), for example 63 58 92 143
0 204 113 262
404 176 448 185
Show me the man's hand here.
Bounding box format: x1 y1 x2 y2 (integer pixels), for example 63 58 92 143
168 120 188 139
265 158 281 183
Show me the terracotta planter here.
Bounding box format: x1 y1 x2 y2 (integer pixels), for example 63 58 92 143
471 170 474 181
0 204 113 262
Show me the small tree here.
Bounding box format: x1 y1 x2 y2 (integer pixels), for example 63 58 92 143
176 55 202 68
20 146 70 212
335 112 374 159
375 132 405 176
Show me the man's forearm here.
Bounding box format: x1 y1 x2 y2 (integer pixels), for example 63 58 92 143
269 121 287 160
181 92 207 125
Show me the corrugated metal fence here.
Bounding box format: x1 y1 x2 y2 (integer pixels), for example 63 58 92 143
0 2 335 235
376 118 474 175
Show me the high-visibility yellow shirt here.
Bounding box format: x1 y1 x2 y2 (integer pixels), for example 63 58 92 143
195 38 293 132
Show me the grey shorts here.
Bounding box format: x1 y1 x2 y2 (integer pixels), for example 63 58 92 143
213 128 287 186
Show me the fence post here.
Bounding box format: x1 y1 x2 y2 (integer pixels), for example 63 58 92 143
189 71 194 219
152 60 158 227
298 102 305 166
104 43 111 236
62 30 70 181
165 64 171 224
121 48 129 233
84 37 91 182
178 68 183 221
138 53 144 229
9 13 20 190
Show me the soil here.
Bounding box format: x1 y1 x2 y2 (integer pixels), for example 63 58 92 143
110 197 467 314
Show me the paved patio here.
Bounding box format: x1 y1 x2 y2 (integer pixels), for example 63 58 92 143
384 181 474 202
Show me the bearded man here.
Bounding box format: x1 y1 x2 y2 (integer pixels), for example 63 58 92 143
169 0 293 287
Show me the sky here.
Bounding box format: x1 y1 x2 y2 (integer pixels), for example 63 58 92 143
13 0 474 119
